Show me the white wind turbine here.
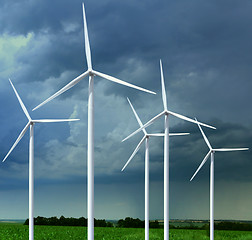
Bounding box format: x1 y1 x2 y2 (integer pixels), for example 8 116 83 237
3 79 79 240
122 60 216 240
32 3 155 240
122 97 189 240
190 119 249 240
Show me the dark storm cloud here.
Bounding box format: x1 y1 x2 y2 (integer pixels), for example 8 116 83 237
14 33 83 83
0 0 81 35
1 0 251 113
95 0 252 118
0 0 85 86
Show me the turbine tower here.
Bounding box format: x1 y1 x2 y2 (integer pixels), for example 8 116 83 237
32 3 155 240
190 118 248 240
122 60 216 240
3 79 79 240
122 97 189 240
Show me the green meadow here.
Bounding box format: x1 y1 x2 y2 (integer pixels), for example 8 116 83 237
0 223 252 240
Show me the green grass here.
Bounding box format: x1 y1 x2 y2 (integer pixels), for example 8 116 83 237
0 224 252 239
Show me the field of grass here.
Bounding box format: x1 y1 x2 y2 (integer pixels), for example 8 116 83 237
0 223 252 240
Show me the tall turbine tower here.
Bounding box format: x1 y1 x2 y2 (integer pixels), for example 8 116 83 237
122 97 189 240
122 60 216 240
32 3 155 240
3 79 79 240
190 119 248 240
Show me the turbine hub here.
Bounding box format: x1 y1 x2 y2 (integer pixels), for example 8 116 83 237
29 120 35 125
88 69 94 76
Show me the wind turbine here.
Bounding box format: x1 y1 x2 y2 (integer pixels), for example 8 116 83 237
122 60 216 240
3 79 79 240
32 3 155 240
121 97 189 240
190 119 248 240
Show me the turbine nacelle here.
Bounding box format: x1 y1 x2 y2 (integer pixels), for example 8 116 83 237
88 70 94 76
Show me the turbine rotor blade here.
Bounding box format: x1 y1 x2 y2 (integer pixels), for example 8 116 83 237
121 136 146 171
195 118 212 150
9 79 31 121
3 122 30 162
82 2 92 70
167 110 216 130
147 133 190 137
169 133 190 136
160 60 168 111
32 119 80 123
127 97 147 135
32 70 89 111
190 150 211 181
122 111 165 142
148 133 164 137
93 70 156 95
213 148 249 152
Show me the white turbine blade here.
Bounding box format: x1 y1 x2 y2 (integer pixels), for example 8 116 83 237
195 118 212 150
33 70 89 111
148 133 164 137
127 97 147 135
33 119 80 123
122 111 165 142
190 150 211 181
167 110 216 130
169 133 190 136
147 133 190 137
121 136 146 171
213 148 249 152
82 2 92 70
160 60 167 111
93 70 156 95
3 122 30 162
9 79 31 121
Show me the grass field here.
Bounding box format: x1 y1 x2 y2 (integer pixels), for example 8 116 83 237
0 223 252 240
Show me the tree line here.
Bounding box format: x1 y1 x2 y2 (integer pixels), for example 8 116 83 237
24 216 113 227
117 217 160 228
117 218 252 231
170 221 252 231
214 221 252 231
24 216 252 231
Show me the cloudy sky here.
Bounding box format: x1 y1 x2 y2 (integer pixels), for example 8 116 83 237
0 0 251 221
